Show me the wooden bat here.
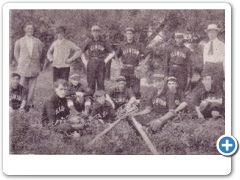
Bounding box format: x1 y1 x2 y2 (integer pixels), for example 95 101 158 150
131 116 159 155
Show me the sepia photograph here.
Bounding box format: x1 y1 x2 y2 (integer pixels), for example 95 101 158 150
9 8 226 155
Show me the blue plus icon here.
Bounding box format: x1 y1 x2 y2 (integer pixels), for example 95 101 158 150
217 135 238 156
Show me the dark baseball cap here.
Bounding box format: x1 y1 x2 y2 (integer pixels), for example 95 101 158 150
11 73 21 79
126 27 135 33
167 76 178 83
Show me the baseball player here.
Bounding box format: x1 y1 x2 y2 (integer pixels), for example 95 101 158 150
164 31 192 91
133 75 187 131
81 25 115 91
107 76 136 110
41 79 84 133
186 68 223 119
116 27 150 100
10 73 27 114
47 26 82 82
66 74 94 115
89 90 116 124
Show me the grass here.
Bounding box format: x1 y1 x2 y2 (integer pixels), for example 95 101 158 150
10 65 225 155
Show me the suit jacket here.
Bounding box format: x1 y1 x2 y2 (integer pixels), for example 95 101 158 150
14 36 43 77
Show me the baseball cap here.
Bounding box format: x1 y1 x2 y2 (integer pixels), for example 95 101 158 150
11 73 21 79
91 25 100 31
116 76 126 82
93 90 106 98
167 76 178 83
70 74 81 81
126 27 135 33
55 26 66 34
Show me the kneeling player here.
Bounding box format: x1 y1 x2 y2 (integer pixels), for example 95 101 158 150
66 74 94 116
107 76 136 110
134 75 187 131
186 69 223 119
41 79 85 133
10 73 27 114
89 90 116 124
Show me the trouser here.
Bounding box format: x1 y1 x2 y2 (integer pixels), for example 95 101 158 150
52 67 70 82
203 62 224 88
20 76 38 106
87 59 105 91
169 66 188 92
105 59 112 80
123 75 141 99
201 102 222 118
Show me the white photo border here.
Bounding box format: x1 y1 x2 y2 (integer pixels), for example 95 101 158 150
3 2 231 175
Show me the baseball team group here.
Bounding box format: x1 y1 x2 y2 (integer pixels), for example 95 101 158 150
10 21 225 135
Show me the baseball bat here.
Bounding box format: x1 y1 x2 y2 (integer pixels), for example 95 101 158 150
131 116 159 155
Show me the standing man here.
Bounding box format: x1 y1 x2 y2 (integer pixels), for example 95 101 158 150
14 22 43 111
47 26 82 82
164 31 192 92
116 27 150 99
203 24 225 88
81 25 115 92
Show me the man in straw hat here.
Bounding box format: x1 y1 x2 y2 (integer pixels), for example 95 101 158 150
203 23 225 88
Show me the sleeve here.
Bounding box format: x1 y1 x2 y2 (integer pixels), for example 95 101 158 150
104 42 114 53
69 41 81 51
145 90 155 108
91 104 99 117
192 86 206 106
82 38 90 53
186 50 193 78
166 92 176 110
107 103 116 119
14 40 20 61
140 43 150 57
44 100 57 125
47 42 55 61
215 85 224 99
180 91 187 103
164 48 170 76
21 87 28 101
115 45 122 58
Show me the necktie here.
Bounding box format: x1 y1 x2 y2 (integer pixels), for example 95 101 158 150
208 41 213 55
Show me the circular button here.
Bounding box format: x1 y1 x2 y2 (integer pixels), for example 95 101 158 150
216 135 238 156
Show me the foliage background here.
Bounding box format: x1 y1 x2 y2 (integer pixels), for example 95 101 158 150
9 10 225 155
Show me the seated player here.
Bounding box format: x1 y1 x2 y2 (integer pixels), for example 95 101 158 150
10 73 27 114
89 90 116 124
41 79 84 133
107 76 136 110
66 74 94 116
186 69 223 119
133 75 187 131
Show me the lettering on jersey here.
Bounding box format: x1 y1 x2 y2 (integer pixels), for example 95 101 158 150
123 48 140 56
170 51 186 59
55 106 66 114
10 94 22 101
90 44 105 51
153 98 167 106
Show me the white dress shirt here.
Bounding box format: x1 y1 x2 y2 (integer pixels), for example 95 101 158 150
203 38 225 65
